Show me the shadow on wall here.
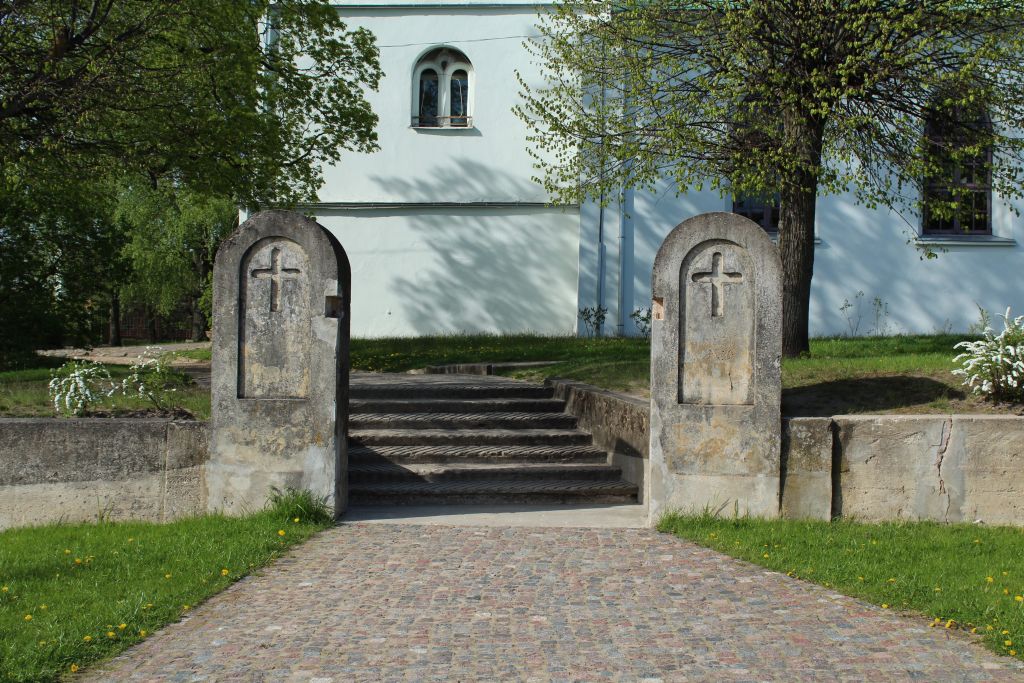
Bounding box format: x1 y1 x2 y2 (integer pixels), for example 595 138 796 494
364 160 578 335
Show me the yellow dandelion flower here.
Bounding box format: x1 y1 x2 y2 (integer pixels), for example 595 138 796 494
293 517 300 523
1016 596 1023 602
988 625 995 631
164 573 172 579
974 539 981 544
70 664 79 673
763 553 769 559
933 617 942 623
139 630 147 637
145 603 153 609
858 576 864 582
182 604 190 611
887 578 896 583
971 627 978 634
39 605 46 610
278 529 286 537
1011 650 1017 656
1004 571 1010 576
1 586 7 593
74 558 81 565
881 603 890 609
64 549 71 555
23 614 31 621
945 620 955 629
1006 640 1014 647
83 636 92 642
221 568 229 576
1003 630 1010 635
1005 589 1010 595
106 631 115 638
118 623 126 630
987 576 995 583
934 587 942 592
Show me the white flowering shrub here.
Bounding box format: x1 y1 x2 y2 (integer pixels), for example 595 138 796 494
48 361 113 416
115 348 190 412
953 308 1024 403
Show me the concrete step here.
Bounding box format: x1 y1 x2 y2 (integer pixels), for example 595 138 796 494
348 443 609 465
350 428 593 447
349 479 639 505
349 462 623 484
349 411 577 431
350 383 553 400
349 398 567 414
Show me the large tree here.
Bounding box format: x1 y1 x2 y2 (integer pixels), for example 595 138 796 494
0 1 382 359
517 1 1024 355
1 0 382 205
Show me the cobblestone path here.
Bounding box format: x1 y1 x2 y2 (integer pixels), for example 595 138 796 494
89 524 1024 682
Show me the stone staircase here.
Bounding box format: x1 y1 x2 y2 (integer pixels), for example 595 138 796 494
347 374 639 505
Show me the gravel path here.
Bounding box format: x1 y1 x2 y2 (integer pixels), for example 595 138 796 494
87 524 1023 682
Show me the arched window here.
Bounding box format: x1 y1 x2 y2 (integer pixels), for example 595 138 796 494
412 47 474 128
922 98 992 234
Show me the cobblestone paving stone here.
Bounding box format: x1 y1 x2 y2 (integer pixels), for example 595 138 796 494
88 524 1024 682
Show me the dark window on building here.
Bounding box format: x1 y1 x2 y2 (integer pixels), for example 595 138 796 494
418 69 439 127
922 102 992 235
732 193 780 233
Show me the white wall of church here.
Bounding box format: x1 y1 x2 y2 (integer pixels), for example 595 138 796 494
580 180 1024 337
324 3 551 204
316 206 579 337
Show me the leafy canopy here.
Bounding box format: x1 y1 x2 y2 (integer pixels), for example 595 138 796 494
517 0 1024 221
0 0 382 206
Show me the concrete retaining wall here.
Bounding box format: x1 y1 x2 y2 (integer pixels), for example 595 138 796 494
546 379 650 502
1 405 1020 528
0 419 209 529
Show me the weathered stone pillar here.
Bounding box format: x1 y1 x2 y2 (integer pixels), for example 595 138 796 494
648 212 782 521
207 210 350 517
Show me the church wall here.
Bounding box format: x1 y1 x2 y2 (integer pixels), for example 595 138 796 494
323 5 551 204
314 206 580 337
587 180 1023 337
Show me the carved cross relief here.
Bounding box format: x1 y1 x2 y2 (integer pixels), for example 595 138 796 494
690 251 744 318
250 247 301 313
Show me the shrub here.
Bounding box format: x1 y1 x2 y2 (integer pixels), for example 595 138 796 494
953 307 1024 403
48 361 113 416
115 348 192 412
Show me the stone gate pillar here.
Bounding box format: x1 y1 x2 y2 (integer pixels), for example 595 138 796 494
648 212 782 521
207 210 350 516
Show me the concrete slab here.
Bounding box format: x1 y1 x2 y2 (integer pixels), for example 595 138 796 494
342 503 649 528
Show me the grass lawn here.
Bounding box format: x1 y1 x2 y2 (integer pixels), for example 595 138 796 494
0 363 210 420
6 333 1019 416
659 513 1024 662
0 493 332 683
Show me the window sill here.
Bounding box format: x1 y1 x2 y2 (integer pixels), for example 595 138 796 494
409 125 478 134
914 235 1017 248
767 233 823 245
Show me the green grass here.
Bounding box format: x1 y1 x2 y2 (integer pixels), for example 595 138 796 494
0 364 210 419
4 334 1013 417
0 491 333 682
658 513 1024 661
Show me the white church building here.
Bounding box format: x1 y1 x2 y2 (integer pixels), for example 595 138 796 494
292 0 1023 338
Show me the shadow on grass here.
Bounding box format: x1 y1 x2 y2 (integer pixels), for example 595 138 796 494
783 375 966 417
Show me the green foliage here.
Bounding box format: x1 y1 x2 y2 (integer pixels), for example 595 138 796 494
1 0 381 206
0 509 331 682
518 0 1024 215
518 1 1024 353
267 488 334 525
658 514 1024 661
0 0 383 357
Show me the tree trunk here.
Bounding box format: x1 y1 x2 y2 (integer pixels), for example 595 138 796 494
145 305 158 342
777 113 825 357
109 290 122 346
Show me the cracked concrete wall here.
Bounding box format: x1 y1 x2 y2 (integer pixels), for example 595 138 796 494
834 416 1023 525
0 419 208 529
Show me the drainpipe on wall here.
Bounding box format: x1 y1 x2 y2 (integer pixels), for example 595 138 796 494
596 193 606 337
616 185 634 336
